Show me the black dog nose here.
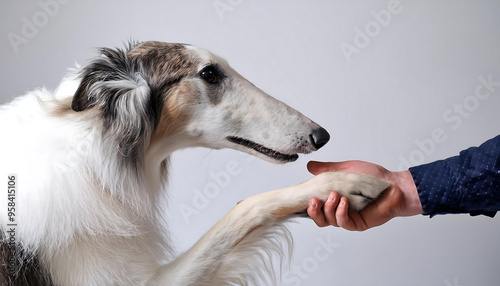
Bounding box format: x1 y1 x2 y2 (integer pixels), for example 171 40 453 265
310 127 330 150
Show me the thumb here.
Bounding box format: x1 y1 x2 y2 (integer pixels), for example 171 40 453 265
307 161 340 175
357 186 401 229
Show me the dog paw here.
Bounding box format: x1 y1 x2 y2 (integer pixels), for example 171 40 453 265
309 172 390 210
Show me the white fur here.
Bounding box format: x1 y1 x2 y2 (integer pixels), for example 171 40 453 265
0 43 389 285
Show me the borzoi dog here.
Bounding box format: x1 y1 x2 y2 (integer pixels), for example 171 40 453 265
0 41 389 285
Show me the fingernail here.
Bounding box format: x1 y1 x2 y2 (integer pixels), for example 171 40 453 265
328 192 335 202
309 201 317 208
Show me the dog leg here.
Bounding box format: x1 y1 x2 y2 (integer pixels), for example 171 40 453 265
149 172 389 286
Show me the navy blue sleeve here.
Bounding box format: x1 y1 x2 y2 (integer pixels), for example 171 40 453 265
409 135 500 217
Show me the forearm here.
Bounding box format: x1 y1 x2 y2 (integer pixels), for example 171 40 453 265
409 135 500 217
393 170 423 217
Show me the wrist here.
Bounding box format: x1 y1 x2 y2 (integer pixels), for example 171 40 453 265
393 170 423 216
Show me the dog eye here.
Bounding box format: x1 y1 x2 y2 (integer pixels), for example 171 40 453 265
200 66 220 84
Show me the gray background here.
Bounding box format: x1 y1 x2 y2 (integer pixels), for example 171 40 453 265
2 1 500 285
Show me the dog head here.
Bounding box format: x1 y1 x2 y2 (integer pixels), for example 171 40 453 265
71 41 329 165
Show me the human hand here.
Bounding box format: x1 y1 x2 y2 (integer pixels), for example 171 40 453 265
306 160 423 231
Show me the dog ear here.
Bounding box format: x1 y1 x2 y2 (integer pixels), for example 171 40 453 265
71 47 141 112
71 76 94 112
71 61 99 112
71 47 160 162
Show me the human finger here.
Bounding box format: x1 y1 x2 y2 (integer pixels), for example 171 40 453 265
307 197 329 227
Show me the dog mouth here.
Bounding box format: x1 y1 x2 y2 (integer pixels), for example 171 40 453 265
226 136 299 163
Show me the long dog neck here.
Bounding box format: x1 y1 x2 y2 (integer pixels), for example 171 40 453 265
143 132 200 190
75 117 175 221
